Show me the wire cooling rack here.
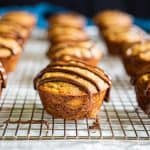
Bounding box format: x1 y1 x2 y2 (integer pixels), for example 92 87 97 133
0 27 149 140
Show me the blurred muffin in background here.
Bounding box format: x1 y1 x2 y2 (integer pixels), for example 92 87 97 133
122 40 150 76
47 40 103 66
0 37 22 73
94 10 133 31
49 12 86 29
1 11 36 32
48 25 89 44
131 65 150 115
102 26 145 55
0 20 29 46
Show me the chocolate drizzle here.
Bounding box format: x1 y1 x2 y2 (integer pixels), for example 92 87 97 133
34 60 111 102
0 44 16 55
35 67 100 92
0 63 7 88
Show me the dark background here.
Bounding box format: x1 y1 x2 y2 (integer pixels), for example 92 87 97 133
0 0 149 18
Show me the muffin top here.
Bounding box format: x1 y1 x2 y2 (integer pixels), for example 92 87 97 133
48 40 102 61
48 25 89 43
0 37 22 57
0 20 29 40
105 26 145 43
2 11 36 28
49 12 86 28
34 60 111 98
94 10 132 28
0 62 7 88
125 40 150 61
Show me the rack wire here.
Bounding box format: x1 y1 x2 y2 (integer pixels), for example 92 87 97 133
0 28 149 140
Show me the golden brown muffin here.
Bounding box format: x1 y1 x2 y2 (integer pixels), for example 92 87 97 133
47 40 103 66
103 26 145 55
131 65 150 115
0 37 22 73
1 11 36 31
94 10 132 30
122 40 150 76
0 62 7 96
48 25 89 44
34 60 111 120
49 12 86 28
0 20 29 45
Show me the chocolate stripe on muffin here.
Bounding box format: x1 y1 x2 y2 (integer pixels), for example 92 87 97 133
0 63 7 88
34 67 100 92
34 60 111 102
0 44 16 55
50 62 111 86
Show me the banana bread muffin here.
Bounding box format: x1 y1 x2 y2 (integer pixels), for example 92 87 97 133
0 20 29 45
47 40 103 66
131 65 150 115
34 60 111 119
122 40 150 76
2 11 36 31
49 12 86 28
103 26 145 55
0 37 22 72
0 62 7 95
48 25 89 44
94 10 132 31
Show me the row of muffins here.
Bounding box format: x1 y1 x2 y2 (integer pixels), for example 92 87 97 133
94 10 150 115
47 12 103 66
34 12 111 120
0 11 36 95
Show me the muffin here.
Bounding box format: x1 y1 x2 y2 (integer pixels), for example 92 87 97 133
0 20 29 45
0 37 22 72
94 10 132 31
0 62 7 95
122 40 150 76
48 25 89 44
1 11 36 31
34 60 111 119
47 40 103 66
131 65 150 115
103 26 145 55
49 12 86 28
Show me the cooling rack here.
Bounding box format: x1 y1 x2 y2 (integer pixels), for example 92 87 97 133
0 27 149 140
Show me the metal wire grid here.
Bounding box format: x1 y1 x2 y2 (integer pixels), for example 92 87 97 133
0 28 149 140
